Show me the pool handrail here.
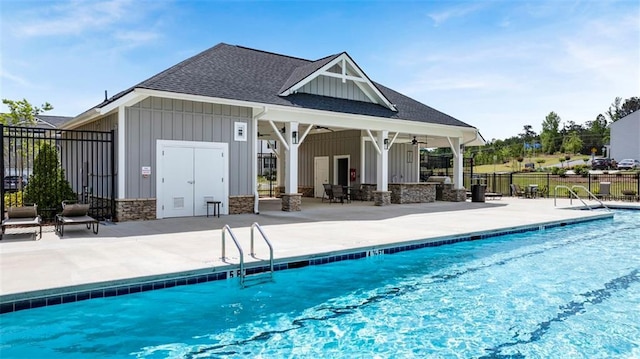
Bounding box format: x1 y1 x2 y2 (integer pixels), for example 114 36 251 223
554 185 591 209
571 185 610 211
251 222 274 275
221 224 245 287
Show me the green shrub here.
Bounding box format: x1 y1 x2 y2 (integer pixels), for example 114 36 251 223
23 143 76 218
536 159 546 164
3 191 24 209
572 164 589 176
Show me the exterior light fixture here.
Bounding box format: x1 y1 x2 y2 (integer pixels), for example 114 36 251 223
292 131 298 144
384 138 389 150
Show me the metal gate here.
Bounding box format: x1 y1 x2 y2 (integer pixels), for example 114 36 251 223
1 125 115 220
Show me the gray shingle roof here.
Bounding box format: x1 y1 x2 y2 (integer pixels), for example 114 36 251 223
97 43 474 129
35 115 73 128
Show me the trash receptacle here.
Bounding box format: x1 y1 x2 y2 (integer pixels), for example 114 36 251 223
435 184 443 201
471 184 486 202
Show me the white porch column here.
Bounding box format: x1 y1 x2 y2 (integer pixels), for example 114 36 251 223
284 122 299 193
451 137 464 189
276 143 283 189
360 135 366 183
376 130 389 191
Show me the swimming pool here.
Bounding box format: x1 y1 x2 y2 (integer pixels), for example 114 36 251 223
1 210 638 358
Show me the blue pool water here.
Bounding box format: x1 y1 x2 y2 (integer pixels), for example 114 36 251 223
1 210 639 358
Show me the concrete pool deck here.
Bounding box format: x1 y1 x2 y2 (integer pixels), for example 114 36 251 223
1 197 635 304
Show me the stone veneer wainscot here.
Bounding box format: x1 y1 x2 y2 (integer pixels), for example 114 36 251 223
229 195 255 214
115 198 156 221
388 183 436 204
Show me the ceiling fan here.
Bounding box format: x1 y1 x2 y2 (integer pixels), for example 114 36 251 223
315 125 334 132
411 136 427 146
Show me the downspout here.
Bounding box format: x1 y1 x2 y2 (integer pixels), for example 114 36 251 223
463 130 480 146
253 107 268 214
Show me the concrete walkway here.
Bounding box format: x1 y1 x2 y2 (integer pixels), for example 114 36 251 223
1 197 628 301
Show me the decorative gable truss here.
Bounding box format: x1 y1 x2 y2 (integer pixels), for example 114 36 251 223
279 53 397 112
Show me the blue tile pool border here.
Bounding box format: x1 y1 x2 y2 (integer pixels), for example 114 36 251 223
0 213 614 314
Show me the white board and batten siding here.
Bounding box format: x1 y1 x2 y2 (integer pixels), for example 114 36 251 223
363 141 419 184
298 130 362 189
124 97 254 204
298 76 372 103
299 130 419 193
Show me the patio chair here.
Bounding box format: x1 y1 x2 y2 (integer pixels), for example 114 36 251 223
596 182 611 200
332 185 346 204
350 184 365 201
55 201 99 237
510 184 527 198
322 183 334 202
1 204 42 240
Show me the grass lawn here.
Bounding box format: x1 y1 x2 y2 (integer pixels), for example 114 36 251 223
473 154 590 173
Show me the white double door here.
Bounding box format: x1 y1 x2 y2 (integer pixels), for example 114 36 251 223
157 140 227 218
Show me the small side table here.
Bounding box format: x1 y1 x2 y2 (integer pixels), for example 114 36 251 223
206 201 221 218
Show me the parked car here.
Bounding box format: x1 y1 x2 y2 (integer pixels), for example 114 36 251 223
616 159 640 170
591 158 614 170
3 175 28 192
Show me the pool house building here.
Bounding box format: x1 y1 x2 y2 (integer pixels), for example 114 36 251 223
61 43 484 221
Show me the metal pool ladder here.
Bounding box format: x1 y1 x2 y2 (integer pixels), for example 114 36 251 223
553 185 610 211
221 223 274 288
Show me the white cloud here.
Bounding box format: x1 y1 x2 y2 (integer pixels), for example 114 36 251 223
0 69 30 87
14 0 132 37
427 3 486 26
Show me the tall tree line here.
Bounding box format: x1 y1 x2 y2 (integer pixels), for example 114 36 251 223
470 96 640 166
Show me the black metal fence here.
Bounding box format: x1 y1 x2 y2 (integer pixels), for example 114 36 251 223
1 125 115 220
464 171 640 200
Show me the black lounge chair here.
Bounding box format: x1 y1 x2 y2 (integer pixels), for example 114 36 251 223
332 185 346 204
322 183 334 202
55 202 99 237
510 184 526 198
1 204 42 240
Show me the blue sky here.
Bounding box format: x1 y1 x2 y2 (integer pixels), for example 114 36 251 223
1 0 638 140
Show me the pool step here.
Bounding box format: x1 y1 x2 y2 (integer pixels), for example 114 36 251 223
243 271 274 287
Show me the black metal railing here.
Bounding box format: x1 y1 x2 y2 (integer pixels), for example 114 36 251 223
464 171 640 201
1 125 115 220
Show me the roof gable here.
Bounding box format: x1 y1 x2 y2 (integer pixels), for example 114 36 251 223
279 52 397 111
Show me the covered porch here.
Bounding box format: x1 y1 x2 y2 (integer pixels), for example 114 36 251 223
254 110 483 212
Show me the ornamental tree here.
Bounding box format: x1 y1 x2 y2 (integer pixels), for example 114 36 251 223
23 143 76 218
1 98 53 126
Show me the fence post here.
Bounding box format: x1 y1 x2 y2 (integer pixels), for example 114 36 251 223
546 173 550 198
637 173 640 197
588 173 591 192
110 129 116 221
1 124 4 213
492 172 496 192
509 172 513 195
